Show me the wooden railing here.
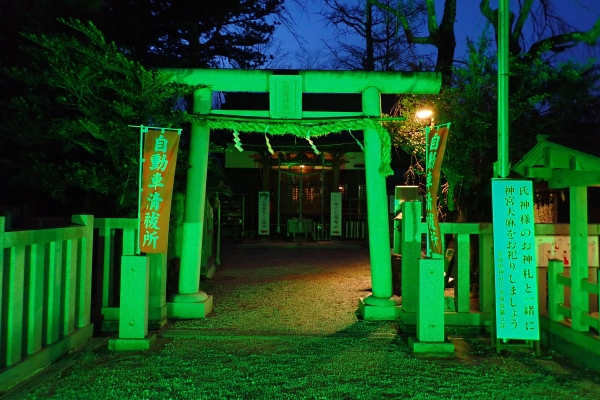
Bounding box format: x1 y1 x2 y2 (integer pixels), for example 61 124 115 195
547 259 600 332
399 220 495 330
400 212 600 370
94 218 138 331
401 219 600 333
0 215 94 393
93 218 167 331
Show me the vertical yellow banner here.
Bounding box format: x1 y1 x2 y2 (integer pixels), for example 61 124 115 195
425 125 450 256
139 129 180 253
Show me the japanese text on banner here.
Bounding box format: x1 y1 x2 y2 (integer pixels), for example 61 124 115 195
425 125 449 256
139 129 180 253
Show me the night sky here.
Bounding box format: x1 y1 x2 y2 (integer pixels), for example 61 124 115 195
274 0 600 68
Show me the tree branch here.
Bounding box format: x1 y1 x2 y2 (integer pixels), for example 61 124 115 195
512 0 533 44
368 0 433 44
528 17 600 55
425 0 439 36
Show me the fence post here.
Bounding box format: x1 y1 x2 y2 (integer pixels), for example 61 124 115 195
401 201 422 313
548 259 565 322
478 224 494 313
456 233 470 313
570 186 589 331
4 244 25 366
98 220 116 308
72 215 94 328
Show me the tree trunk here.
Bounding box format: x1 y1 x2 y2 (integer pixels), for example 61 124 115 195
364 1 375 71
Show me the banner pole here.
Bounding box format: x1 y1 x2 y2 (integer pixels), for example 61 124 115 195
425 125 430 258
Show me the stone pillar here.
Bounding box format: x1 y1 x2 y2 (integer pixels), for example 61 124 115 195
109 256 156 350
408 258 454 353
570 186 589 331
168 88 213 318
358 86 399 320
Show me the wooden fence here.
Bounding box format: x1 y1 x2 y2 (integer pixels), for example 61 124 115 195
94 218 167 332
400 214 600 370
0 215 94 393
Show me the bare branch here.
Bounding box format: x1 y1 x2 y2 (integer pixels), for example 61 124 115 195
368 0 433 44
528 17 600 55
512 0 533 43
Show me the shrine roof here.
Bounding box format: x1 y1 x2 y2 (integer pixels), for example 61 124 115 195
513 134 600 188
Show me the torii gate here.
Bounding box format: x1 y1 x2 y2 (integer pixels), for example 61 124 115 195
164 69 441 320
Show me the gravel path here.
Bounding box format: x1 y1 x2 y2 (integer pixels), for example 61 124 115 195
172 242 390 335
12 241 600 399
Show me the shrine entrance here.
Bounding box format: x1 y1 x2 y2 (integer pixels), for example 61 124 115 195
164 68 441 321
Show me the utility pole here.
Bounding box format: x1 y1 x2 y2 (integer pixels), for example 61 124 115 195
497 0 510 178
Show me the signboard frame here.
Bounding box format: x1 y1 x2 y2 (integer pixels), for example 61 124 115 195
258 191 270 236
491 178 540 341
330 192 342 236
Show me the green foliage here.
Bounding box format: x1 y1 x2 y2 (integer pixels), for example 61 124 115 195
389 33 600 221
1 19 201 215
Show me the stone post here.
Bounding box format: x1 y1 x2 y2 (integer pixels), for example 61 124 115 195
570 186 589 331
109 256 156 350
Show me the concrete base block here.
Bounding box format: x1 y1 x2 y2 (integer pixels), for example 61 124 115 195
167 295 213 319
358 298 401 321
108 334 156 351
408 337 455 353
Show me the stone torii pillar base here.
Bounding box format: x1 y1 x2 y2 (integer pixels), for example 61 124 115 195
358 296 402 321
167 294 214 319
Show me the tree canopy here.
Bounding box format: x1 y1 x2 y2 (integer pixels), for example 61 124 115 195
0 19 201 215
0 1 286 216
98 0 285 68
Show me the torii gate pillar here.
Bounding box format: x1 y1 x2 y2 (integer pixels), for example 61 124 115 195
359 87 400 320
168 88 213 318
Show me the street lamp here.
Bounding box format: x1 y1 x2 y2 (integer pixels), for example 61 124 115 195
416 109 433 120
